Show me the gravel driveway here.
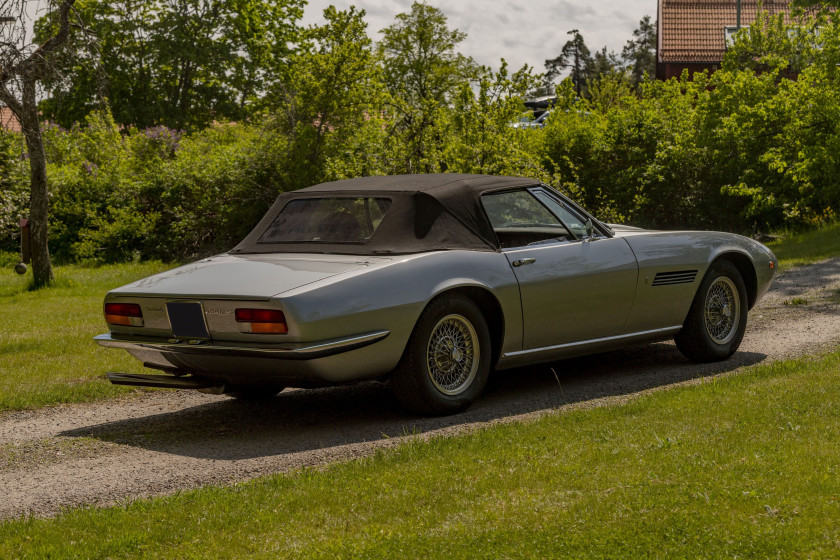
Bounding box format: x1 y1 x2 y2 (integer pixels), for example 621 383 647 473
2 258 839 520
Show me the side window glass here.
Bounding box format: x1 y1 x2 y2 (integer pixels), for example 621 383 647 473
481 190 571 249
532 190 593 239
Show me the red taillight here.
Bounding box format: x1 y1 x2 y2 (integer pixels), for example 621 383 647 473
235 308 288 334
104 303 144 327
235 309 284 323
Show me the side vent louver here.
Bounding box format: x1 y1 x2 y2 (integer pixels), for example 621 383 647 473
652 270 698 287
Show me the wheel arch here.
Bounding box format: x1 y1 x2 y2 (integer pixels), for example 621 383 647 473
710 251 758 309
423 285 505 367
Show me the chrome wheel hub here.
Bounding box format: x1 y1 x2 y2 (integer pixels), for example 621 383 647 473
704 277 740 345
426 314 479 396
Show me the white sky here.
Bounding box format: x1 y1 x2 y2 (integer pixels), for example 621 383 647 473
301 0 659 72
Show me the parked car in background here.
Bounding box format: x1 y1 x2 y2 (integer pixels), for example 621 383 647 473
96 174 777 415
510 109 553 129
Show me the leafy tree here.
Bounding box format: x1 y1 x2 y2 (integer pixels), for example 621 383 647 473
587 47 627 89
0 0 82 286
586 67 633 113
792 0 840 9
445 61 545 178
622 15 657 86
38 0 305 130
544 29 592 98
722 9 825 74
377 1 480 172
378 1 479 107
272 6 387 189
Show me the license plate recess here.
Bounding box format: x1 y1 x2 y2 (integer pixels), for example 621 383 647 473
166 302 211 340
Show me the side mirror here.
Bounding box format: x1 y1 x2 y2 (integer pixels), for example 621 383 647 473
585 218 594 241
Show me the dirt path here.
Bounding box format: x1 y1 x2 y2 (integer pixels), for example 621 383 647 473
2 259 839 520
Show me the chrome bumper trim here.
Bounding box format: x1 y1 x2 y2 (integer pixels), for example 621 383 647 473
94 330 390 360
502 326 682 359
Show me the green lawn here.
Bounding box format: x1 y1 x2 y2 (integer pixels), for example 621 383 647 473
0 262 172 410
766 222 840 271
2 350 839 558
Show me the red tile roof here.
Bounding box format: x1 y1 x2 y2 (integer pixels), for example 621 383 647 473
1 106 21 133
658 0 793 63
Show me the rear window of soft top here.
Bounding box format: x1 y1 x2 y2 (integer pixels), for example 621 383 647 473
258 197 392 244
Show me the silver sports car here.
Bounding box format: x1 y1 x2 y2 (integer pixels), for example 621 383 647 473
96 174 777 415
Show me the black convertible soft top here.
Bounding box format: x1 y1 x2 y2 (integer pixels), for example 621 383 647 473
231 174 540 255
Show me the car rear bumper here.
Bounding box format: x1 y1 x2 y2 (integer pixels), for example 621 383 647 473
94 330 390 361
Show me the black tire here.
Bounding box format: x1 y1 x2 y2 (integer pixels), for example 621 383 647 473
224 385 285 400
391 294 492 416
675 259 748 362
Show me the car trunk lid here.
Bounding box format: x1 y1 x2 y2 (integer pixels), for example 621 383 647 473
109 253 385 300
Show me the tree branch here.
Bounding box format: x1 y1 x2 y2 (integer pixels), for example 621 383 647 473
32 0 75 56
0 80 22 115
25 0 75 78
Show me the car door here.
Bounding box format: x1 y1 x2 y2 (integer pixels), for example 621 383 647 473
481 188 639 350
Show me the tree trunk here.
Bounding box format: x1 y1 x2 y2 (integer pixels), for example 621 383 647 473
20 79 53 287
0 0 76 288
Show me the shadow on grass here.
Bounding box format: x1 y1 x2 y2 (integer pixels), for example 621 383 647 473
0 273 74 297
60 342 767 461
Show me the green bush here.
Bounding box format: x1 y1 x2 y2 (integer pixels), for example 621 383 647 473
540 13 840 233
2 8 839 265
0 130 29 255
29 113 282 264
140 122 284 260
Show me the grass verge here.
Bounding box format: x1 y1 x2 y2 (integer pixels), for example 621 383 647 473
766 222 840 271
0 262 172 411
2 350 839 558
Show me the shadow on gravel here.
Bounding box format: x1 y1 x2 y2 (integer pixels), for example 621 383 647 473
770 259 840 299
59 342 767 461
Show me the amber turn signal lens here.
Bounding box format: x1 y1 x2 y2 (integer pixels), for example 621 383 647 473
104 303 144 327
235 308 288 334
249 322 288 334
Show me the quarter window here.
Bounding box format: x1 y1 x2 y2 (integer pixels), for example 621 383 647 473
531 189 591 238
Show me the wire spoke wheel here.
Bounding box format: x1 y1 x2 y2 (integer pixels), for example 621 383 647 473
675 260 747 363
703 276 740 345
425 314 479 396
392 294 491 415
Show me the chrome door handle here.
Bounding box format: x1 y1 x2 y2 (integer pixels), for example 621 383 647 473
512 258 536 267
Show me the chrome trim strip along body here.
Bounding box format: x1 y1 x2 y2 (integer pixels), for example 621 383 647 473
94 330 390 361
501 326 682 359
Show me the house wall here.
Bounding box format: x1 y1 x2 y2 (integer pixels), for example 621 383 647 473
1 107 21 133
656 62 720 81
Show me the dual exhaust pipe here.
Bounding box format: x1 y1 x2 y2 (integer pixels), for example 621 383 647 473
106 372 226 395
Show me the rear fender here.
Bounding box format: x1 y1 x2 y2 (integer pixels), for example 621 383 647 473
277 251 521 375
